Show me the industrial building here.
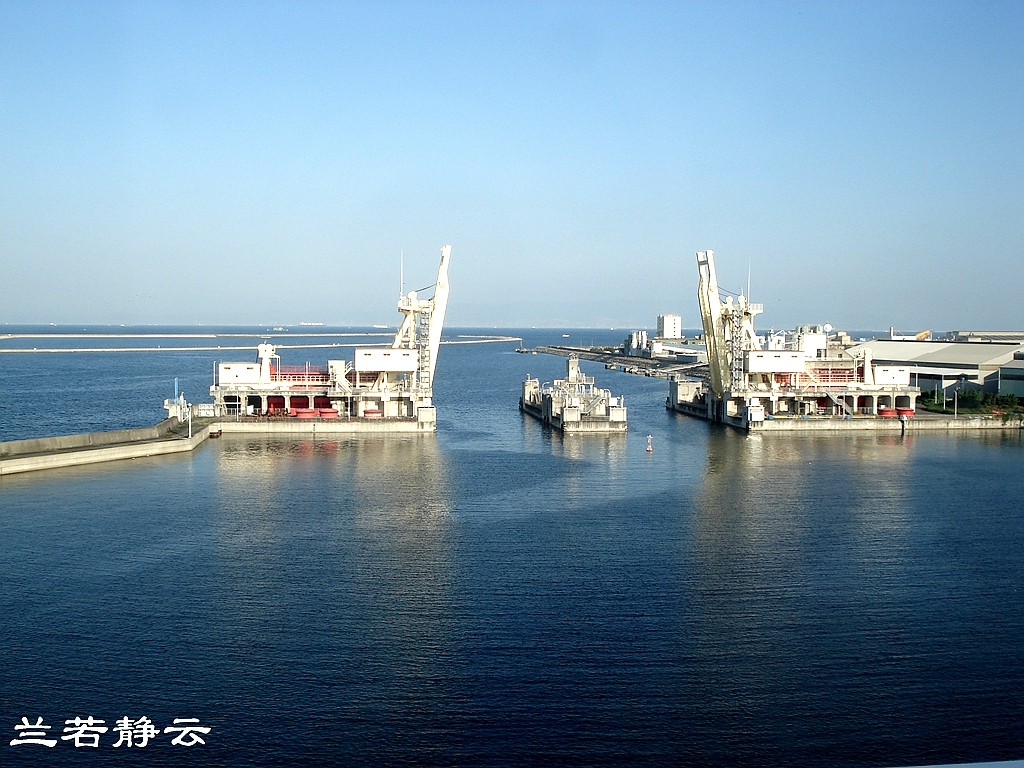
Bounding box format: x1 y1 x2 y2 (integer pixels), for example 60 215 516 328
999 355 1024 398
623 329 648 356
845 339 1024 394
952 331 1024 343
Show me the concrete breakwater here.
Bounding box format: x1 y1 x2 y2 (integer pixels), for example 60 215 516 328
0 415 436 476
1 418 177 456
531 345 707 379
0 418 210 476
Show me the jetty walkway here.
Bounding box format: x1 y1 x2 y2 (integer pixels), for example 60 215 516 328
528 345 709 380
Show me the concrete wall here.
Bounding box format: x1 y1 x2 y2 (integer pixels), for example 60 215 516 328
0 418 178 458
1 425 208 476
218 363 260 384
669 399 1021 432
354 348 418 372
751 416 1019 432
874 366 911 385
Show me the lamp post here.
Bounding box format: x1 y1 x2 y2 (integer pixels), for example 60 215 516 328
954 374 967 420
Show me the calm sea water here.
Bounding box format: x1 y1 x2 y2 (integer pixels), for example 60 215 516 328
2 328 1023 766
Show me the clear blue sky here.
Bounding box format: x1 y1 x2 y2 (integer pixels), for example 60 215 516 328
1 1 1021 330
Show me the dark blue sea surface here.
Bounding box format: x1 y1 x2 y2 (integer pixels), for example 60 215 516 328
1 328 1023 766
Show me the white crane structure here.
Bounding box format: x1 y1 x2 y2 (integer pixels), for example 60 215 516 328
206 245 453 431
389 243 451 391
671 249 919 430
697 249 763 398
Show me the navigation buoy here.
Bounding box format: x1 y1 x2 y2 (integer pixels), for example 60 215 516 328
647 435 653 453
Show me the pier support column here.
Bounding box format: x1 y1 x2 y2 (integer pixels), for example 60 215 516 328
856 394 877 415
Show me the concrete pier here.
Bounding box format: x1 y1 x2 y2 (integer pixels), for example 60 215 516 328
0 412 437 476
532 344 706 379
520 399 628 433
520 356 628 433
0 419 210 476
667 397 1023 433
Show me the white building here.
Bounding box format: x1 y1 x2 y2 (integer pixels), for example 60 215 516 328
657 314 682 339
623 330 648 357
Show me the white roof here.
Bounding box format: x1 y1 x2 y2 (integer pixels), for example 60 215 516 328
847 340 1024 369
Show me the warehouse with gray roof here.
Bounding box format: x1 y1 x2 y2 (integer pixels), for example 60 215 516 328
845 340 1024 394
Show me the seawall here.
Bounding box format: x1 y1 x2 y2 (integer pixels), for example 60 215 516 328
0 415 435 476
1 417 178 458
0 420 210 476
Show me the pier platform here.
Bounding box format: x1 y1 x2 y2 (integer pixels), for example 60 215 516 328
668 397 1023 433
530 345 708 379
520 355 628 433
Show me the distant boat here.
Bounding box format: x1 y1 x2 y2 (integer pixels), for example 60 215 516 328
372 324 389 329
562 334 570 338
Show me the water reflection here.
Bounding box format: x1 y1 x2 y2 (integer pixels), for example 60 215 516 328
515 413 634 508
208 435 458 725
688 429 925 730
696 430 917 548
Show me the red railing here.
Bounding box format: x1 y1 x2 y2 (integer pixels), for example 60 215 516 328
796 366 856 388
270 363 330 384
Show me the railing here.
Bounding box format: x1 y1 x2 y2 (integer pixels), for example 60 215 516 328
269 363 330 384
795 366 856 389
273 371 331 383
